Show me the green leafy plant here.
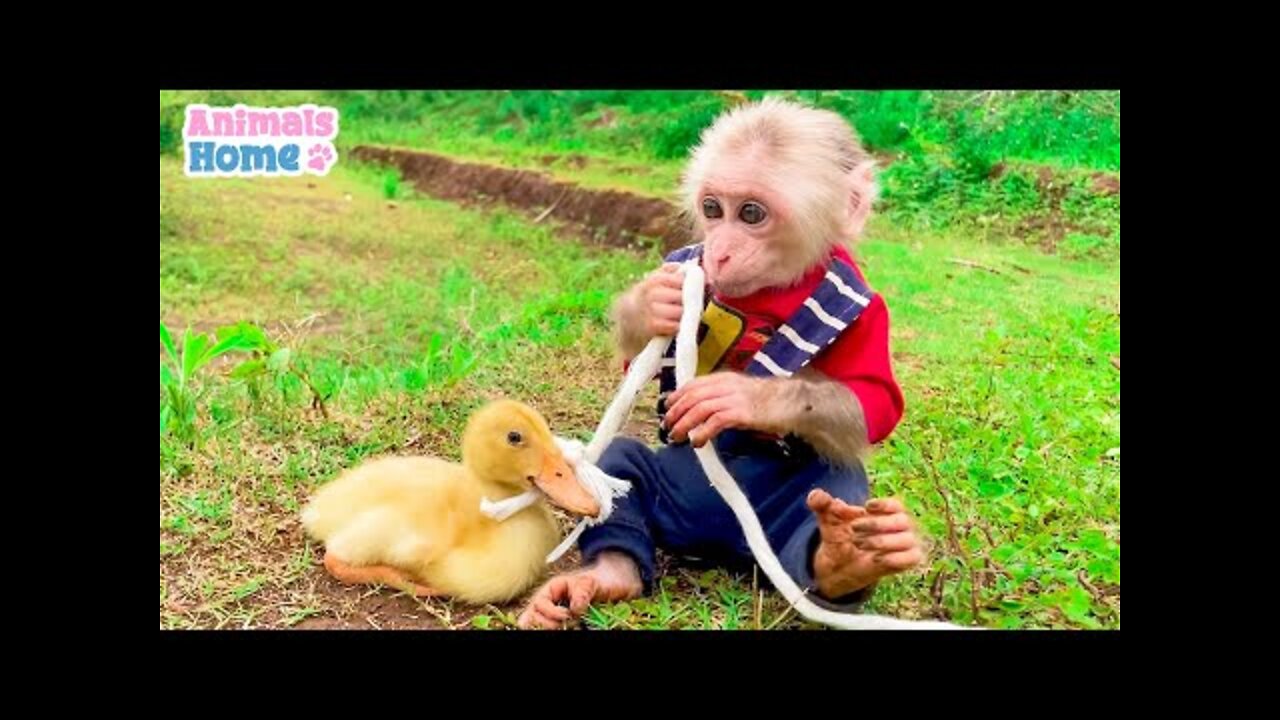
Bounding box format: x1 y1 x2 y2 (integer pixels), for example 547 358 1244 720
382 170 401 199
160 322 331 446
160 104 185 155
223 322 330 418
160 323 261 444
402 332 479 391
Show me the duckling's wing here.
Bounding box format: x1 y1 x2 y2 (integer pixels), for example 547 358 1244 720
301 456 459 548
324 506 437 569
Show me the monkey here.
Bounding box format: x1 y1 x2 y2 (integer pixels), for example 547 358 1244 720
518 97 924 629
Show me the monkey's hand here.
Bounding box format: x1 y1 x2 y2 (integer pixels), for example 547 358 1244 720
613 263 684 357
668 372 870 466
517 554 643 630
517 574 597 629
664 372 777 447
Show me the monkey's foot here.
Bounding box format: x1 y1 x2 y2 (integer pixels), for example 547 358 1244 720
807 489 923 600
323 552 440 597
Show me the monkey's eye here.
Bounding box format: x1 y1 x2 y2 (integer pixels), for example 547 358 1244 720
739 202 768 225
702 197 723 219
507 431 523 446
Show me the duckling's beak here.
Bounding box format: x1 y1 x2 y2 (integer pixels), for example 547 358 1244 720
534 451 600 517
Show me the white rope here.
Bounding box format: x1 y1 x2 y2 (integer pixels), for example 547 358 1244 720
479 491 540 521
633 261 967 630
543 437 633 563
482 259 971 629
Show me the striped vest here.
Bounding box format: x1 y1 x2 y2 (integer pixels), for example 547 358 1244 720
656 243 877 444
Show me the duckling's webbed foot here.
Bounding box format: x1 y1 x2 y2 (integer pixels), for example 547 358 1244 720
323 552 440 597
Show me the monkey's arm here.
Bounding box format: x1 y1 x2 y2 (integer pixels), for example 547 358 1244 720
666 371 870 465
756 373 869 466
611 285 651 359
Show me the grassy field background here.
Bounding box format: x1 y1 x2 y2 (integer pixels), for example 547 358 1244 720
160 90 1119 629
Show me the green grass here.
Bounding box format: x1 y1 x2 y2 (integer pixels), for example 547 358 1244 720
159 123 1118 629
160 90 1120 246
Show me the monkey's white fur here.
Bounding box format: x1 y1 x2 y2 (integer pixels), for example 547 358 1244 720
679 97 879 285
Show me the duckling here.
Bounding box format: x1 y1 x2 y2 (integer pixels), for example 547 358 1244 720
300 399 599 604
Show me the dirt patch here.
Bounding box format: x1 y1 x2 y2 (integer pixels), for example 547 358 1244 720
1090 173 1120 196
355 145 1116 255
350 146 692 254
588 110 617 129
538 154 589 169
1016 214 1112 252
872 151 906 170
292 586 442 629
291 578 497 630
993 164 1119 249
989 161 1119 198
891 351 928 373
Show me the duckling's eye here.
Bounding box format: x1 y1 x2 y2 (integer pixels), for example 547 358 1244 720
507 431 522 446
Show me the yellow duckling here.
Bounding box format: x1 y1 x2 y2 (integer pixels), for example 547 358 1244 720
300 399 599 604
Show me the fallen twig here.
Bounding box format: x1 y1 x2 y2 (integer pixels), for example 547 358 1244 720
1077 571 1108 604
457 287 478 337
948 258 1006 276
975 519 999 548
766 602 798 630
753 565 762 630
928 470 981 621
929 569 947 618
976 546 1012 581
291 360 329 419
534 187 570 224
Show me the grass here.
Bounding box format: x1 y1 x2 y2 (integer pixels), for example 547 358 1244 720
160 90 1118 629
161 90 1120 256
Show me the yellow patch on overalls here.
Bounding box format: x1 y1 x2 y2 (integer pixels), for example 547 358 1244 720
696 297 747 376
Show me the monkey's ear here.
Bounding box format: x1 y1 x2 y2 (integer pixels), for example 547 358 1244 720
846 161 878 237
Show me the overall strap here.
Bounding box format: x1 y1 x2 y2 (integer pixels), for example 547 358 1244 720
744 254 875 378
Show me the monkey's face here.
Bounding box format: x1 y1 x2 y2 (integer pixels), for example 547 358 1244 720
697 169 801 298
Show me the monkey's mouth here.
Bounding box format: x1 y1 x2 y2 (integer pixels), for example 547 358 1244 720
707 272 757 299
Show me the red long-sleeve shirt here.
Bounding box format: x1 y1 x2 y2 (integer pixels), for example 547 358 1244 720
627 244 904 445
